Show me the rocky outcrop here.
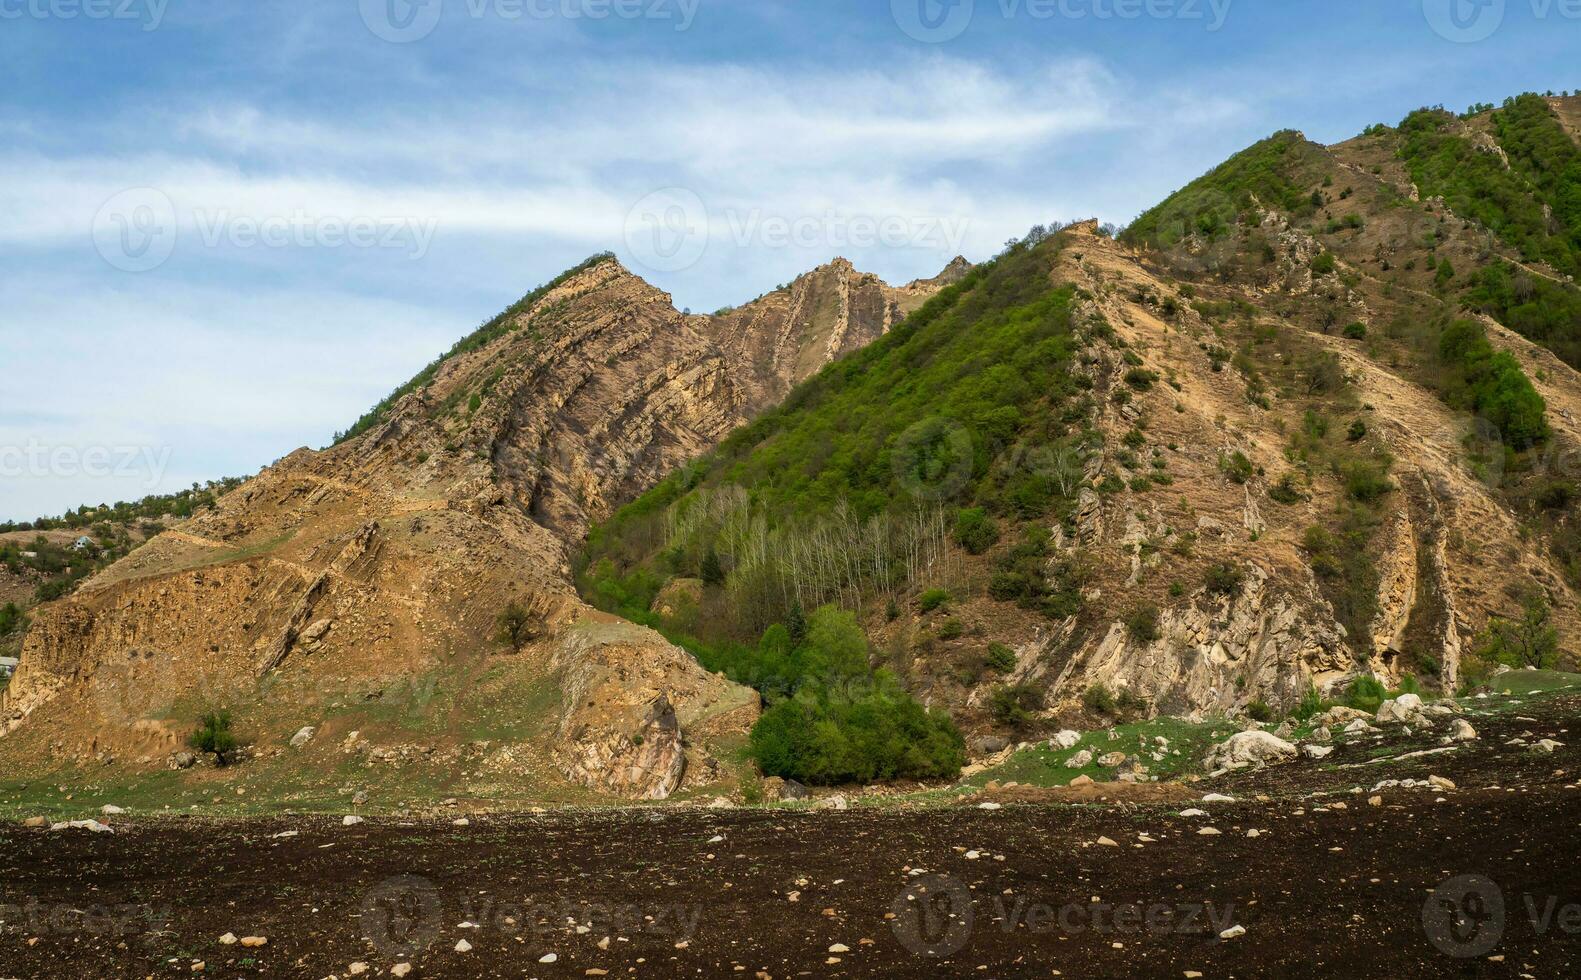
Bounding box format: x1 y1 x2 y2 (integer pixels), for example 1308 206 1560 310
1048 565 1352 715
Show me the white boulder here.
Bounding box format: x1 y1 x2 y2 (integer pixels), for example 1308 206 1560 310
1376 694 1427 725
1203 731 1298 772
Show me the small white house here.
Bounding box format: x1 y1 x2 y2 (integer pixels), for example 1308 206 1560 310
0 657 19 679
72 536 95 552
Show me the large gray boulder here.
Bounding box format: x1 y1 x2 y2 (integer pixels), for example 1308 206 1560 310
1375 693 1427 725
1204 730 1298 772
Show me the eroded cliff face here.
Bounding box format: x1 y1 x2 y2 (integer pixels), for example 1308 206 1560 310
705 257 947 415
1019 217 1580 719
1 254 960 798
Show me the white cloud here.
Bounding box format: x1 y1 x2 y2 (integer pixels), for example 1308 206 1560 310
1 52 1249 519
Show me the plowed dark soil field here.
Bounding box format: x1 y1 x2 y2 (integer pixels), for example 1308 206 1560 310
4 695 1579 979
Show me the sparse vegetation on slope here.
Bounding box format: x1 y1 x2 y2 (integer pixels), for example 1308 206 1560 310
1123 131 1320 249
333 252 617 444
583 231 1093 635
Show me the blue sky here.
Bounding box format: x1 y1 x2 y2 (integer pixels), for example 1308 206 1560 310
2 0 1578 520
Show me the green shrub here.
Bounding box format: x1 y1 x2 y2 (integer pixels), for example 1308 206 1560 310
750 677 965 785
1438 318 1548 449
1341 460 1394 502
1342 321 1367 339
1125 603 1161 644
985 643 1017 673
700 548 726 586
918 589 953 614
1245 700 1275 723
1083 683 1117 715
1219 451 1254 484
990 684 1043 729
0 602 22 637
1311 251 1338 276
1205 563 1246 597
1475 591 1559 669
953 507 1001 555
493 600 538 650
938 618 965 641
1124 368 1160 391
1344 676 1388 714
1292 683 1324 721
189 711 238 767
1268 473 1307 504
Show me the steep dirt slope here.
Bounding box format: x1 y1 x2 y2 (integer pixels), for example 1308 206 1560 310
0 254 960 799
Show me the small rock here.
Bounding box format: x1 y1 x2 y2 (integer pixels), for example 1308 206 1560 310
977 802 1002 811
1534 739 1564 754
391 964 412 978
1096 836 1119 847
1050 730 1082 750
1368 796 1383 806
828 943 849 953
219 933 237 945
452 818 470 827
101 804 126 816
455 939 472 953
348 964 368 976
342 815 364 826
239 936 267 948
1450 719 1478 741
1220 924 1246 940
49 819 114 834
1428 775 1456 791
1177 808 1207 818
1097 752 1128 768
289 726 315 748
1301 744 1333 760
1197 827 1221 836
539 953 558 964
1067 749 1094 769
22 816 48 828
1069 774 1095 787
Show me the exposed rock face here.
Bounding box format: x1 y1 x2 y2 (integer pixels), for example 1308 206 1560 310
1 254 960 798
1047 565 1351 715
706 257 943 416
